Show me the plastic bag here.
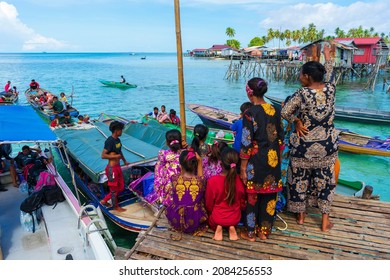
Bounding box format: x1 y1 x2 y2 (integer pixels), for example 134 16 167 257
216 130 225 138
19 181 29 194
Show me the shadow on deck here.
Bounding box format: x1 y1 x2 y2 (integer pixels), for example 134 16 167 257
116 194 390 260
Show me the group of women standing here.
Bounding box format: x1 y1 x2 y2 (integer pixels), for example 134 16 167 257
154 42 338 241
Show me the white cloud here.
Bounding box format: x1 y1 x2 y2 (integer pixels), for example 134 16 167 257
259 1 390 35
0 1 67 51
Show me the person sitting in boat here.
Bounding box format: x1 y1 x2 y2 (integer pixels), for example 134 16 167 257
4 81 11 92
59 92 69 109
169 109 180 125
77 115 84 124
145 107 159 119
12 86 18 96
29 79 40 91
83 114 90 124
157 105 170 123
59 111 74 127
120 75 126 84
0 143 18 188
50 114 60 128
51 96 64 113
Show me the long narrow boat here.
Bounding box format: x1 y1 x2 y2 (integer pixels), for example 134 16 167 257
0 90 19 104
0 105 113 260
99 79 137 89
53 120 163 232
24 88 79 121
188 103 390 157
265 95 390 125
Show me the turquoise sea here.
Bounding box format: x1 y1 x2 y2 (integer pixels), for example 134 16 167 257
1 52 389 248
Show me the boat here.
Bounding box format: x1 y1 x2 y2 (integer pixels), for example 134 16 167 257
99 79 137 89
0 90 19 104
0 105 113 260
187 103 240 130
52 119 164 232
265 95 390 125
188 103 390 157
24 88 79 121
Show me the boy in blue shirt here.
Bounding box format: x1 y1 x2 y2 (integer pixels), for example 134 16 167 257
231 102 253 152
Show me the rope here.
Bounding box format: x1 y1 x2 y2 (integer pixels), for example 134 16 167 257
276 214 288 231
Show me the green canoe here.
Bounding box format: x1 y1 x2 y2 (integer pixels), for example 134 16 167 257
99 79 137 89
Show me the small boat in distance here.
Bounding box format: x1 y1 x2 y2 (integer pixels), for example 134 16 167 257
0 90 19 104
141 56 146 60
265 95 390 125
99 79 137 89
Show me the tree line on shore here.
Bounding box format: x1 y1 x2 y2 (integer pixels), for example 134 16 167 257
225 23 390 49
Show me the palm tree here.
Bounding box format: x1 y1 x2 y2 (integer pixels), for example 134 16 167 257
225 27 236 38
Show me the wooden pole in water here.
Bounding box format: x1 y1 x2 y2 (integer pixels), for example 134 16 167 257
174 0 187 145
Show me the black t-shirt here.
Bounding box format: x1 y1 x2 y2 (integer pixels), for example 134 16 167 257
104 136 122 155
15 151 38 167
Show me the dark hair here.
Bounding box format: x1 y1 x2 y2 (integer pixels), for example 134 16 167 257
208 141 228 164
179 149 198 174
191 124 209 154
166 129 182 152
240 101 253 113
22 145 30 151
247 77 268 97
153 107 158 110
78 115 84 120
64 111 70 117
221 147 239 206
301 61 326 82
109 120 124 133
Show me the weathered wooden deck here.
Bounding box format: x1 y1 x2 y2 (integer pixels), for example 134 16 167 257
116 194 390 260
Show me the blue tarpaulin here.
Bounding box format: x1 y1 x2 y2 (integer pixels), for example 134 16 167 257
0 105 58 143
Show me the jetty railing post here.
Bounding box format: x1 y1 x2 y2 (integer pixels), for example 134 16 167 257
174 0 187 143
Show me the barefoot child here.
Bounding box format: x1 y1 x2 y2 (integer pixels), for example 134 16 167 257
165 149 208 237
154 129 183 206
205 147 245 241
100 121 129 212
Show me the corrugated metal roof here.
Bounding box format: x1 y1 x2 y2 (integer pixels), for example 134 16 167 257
209 44 230 50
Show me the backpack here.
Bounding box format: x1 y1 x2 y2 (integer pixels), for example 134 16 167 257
42 185 65 207
20 190 45 233
35 171 56 192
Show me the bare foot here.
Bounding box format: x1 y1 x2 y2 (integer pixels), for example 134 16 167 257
213 225 223 241
228 226 239 241
114 206 126 212
100 200 112 208
256 231 267 240
296 212 305 225
322 222 334 232
240 229 256 242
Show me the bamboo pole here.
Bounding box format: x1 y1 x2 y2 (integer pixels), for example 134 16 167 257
174 0 187 144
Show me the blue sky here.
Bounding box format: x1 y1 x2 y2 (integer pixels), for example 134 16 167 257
0 0 389 52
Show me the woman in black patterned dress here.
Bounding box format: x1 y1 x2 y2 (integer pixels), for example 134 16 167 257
281 43 338 232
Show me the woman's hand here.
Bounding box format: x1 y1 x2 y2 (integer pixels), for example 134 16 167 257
294 118 308 138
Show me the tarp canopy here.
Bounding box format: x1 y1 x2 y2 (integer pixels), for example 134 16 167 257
0 105 58 143
53 122 163 183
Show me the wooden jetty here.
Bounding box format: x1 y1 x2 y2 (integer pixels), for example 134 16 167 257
116 194 390 260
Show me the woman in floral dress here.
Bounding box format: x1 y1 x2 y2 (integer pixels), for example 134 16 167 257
240 77 284 241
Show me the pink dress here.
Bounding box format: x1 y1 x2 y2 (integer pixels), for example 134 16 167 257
154 149 181 206
202 157 222 181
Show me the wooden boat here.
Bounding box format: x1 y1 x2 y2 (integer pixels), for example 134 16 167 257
187 103 240 130
0 105 113 260
24 88 79 121
99 79 137 89
188 103 390 157
0 90 19 104
265 95 390 125
53 119 163 232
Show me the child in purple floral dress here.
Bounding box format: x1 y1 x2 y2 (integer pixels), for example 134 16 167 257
165 149 208 237
154 129 182 206
203 141 228 181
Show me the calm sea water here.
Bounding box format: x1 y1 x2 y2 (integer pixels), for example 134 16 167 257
1 52 389 248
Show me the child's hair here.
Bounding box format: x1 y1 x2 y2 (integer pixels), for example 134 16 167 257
220 147 239 206
179 149 198 174
247 77 268 97
240 102 253 114
109 120 124 133
78 115 84 120
166 129 182 152
191 124 209 154
208 141 228 164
